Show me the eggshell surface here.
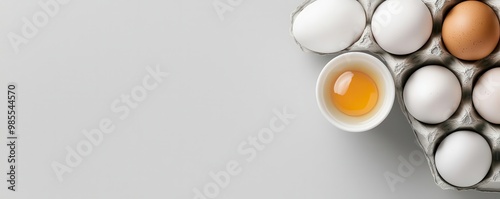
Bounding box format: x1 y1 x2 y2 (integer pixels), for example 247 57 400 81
292 0 366 54
442 1 500 61
403 65 461 124
371 0 433 55
435 131 492 187
473 68 500 124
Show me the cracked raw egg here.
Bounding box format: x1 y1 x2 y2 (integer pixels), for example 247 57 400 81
331 70 378 116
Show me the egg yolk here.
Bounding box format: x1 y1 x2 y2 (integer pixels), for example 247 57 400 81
331 70 378 116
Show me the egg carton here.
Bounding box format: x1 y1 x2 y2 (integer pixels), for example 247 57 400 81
291 0 500 192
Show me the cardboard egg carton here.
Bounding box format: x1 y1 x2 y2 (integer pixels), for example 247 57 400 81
291 0 500 192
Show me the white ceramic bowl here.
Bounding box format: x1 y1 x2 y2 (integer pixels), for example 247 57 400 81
316 52 395 132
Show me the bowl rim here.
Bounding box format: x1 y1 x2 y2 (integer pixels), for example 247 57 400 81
316 51 395 132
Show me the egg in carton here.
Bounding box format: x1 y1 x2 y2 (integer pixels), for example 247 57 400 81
291 0 500 192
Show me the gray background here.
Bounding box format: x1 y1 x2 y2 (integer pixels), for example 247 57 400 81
0 0 498 198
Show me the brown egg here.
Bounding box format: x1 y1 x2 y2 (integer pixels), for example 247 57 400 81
442 1 500 61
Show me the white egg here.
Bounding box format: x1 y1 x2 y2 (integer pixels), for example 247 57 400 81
473 68 500 124
435 131 492 187
371 0 433 55
292 0 366 54
403 65 461 124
